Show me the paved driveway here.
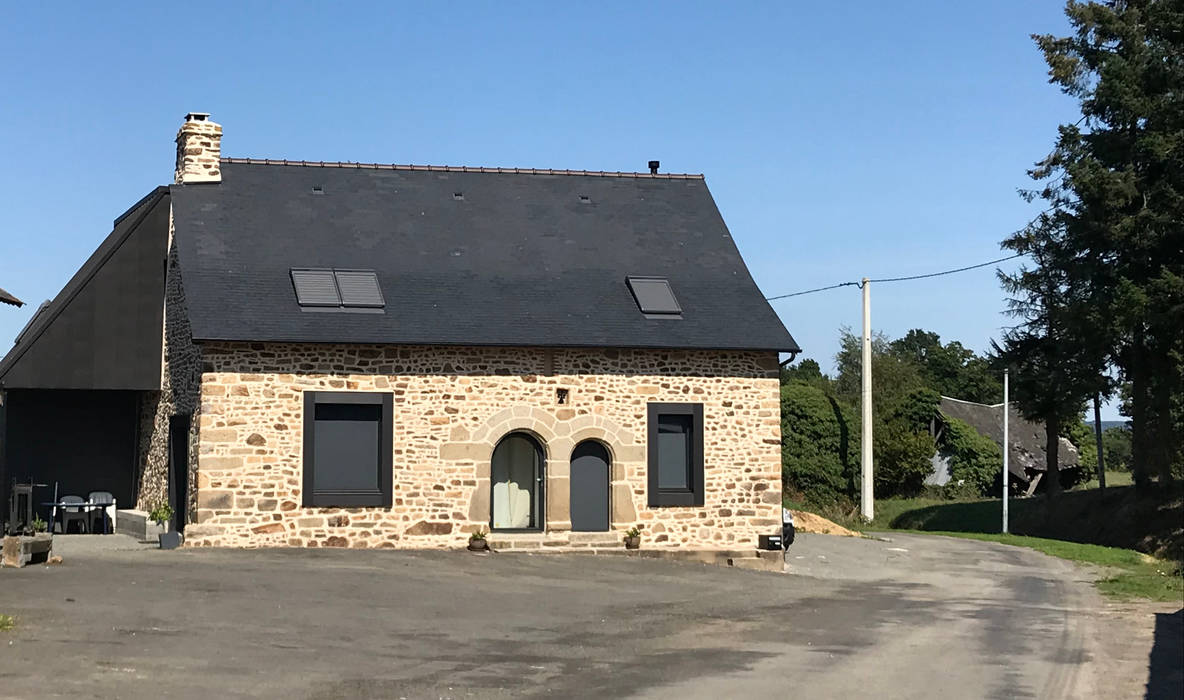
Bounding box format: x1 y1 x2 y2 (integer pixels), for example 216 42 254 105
0 533 1173 699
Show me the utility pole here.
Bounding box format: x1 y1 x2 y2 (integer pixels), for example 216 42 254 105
1002 369 1009 534
861 278 874 522
1093 394 1106 493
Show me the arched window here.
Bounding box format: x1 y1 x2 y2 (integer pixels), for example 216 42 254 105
490 432 544 530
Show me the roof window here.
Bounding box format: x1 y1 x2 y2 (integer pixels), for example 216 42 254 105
626 276 681 317
291 268 385 311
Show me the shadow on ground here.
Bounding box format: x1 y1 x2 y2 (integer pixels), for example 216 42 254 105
1145 609 1183 699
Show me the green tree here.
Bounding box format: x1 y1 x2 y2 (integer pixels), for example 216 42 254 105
938 417 1003 496
872 423 935 498
1102 425 1133 472
779 381 854 506
889 329 1002 404
1022 0 1184 487
833 331 943 498
1064 419 1099 474
780 358 832 391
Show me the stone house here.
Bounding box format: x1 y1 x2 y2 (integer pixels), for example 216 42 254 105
0 113 799 551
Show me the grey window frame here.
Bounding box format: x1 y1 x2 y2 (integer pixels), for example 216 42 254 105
488 431 546 533
646 403 705 507
302 391 393 508
626 276 683 318
290 268 386 313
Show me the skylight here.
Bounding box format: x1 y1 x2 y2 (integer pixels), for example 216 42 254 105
290 269 341 307
626 276 681 316
333 270 385 308
291 268 385 311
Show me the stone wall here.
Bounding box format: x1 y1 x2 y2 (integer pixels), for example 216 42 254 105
186 343 782 550
134 209 202 514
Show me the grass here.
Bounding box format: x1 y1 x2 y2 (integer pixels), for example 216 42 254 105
892 531 1183 602
1075 470 1134 488
0 614 14 632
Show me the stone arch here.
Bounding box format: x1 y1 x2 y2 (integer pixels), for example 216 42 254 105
469 405 561 449
455 406 645 528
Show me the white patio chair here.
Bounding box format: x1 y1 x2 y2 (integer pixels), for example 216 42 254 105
59 495 89 534
87 491 117 534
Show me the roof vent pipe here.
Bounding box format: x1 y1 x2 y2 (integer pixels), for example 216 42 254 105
648 160 660 175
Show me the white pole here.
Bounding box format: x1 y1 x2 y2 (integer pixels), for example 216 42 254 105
861 278 874 522
1002 369 1009 534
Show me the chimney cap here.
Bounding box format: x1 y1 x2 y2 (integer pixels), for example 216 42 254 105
648 160 660 174
184 112 211 122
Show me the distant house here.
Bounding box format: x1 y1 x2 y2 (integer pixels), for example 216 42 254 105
0 113 798 551
928 396 1079 494
0 287 22 307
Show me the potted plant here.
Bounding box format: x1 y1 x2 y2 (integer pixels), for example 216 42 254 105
149 504 182 549
149 503 173 532
30 516 47 534
468 528 489 552
623 526 641 550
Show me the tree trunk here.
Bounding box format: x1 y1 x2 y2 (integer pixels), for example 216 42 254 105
1129 342 1152 492
1093 395 1106 493
1045 415 1062 501
1152 363 1175 486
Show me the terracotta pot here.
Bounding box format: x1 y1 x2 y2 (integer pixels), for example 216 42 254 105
624 536 640 550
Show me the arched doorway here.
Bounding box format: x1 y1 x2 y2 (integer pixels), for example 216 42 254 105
570 440 610 532
490 432 544 530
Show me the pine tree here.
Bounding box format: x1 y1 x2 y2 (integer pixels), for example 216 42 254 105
1007 0 1184 488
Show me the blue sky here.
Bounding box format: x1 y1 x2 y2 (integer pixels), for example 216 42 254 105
0 2 1113 416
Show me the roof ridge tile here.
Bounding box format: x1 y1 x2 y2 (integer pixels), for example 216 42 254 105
219 156 704 179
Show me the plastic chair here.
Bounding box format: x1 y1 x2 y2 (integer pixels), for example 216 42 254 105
87 491 117 534
58 495 89 534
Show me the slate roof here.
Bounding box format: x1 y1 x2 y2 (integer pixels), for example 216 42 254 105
0 287 22 307
939 396 1079 480
170 160 799 352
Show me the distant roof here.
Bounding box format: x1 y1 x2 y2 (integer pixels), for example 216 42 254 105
0 287 23 307
171 159 799 352
939 396 1079 478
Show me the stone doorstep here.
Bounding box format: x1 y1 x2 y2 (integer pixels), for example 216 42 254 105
567 532 624 546
488 531 625 550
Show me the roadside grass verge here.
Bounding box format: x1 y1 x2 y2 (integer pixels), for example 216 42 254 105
889 531 1183 603
0 614 14 632
787 479 1183 602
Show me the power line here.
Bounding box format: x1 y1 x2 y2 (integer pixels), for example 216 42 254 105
762 280 857 299
867 253 1024 284
764 253 1024 301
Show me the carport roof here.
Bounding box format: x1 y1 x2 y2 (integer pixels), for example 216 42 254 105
0 287 22 307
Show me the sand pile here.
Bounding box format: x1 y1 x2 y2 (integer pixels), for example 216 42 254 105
790 510 861 537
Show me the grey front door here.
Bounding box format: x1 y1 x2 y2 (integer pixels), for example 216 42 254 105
570 441 610 531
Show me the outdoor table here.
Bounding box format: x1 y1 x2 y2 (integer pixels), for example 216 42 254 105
41 501 113 534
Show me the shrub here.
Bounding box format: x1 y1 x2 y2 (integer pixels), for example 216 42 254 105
1064 420 1098 473
780 381 854 506
892 387 942 431
939 417 1003 496
873 421 936 497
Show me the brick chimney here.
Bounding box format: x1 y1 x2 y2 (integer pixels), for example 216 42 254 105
174 112 222 184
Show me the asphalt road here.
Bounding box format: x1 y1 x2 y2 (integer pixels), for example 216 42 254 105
0 533 1175 699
